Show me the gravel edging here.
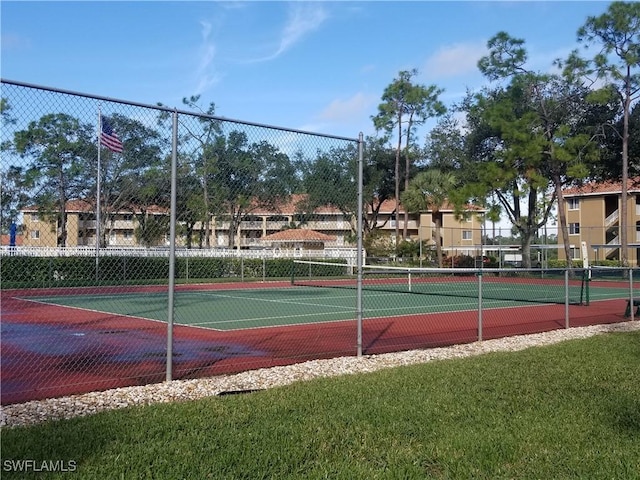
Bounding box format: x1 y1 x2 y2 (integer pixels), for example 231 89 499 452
2 320 639 429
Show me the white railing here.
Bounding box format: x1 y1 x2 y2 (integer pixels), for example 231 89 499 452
603 236 620 257
0 245 359 262
605 209 619 227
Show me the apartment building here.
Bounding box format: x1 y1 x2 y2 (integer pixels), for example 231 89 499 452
21 200 168 248
20 194 486 254
370 198 485 255
559 178 640 266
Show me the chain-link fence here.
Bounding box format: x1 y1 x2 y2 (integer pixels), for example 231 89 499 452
1 79 364 403
1 79 636 404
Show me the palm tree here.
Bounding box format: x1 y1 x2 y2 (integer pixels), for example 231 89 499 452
401 169 457 267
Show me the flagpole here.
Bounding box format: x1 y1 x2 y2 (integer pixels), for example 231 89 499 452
96 107 102 281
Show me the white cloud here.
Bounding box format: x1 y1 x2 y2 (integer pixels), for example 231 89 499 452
424 42 488 79
194 20 221 95
247 3 328 63
0 33 31 51
529 45 575 74
318 92 376 123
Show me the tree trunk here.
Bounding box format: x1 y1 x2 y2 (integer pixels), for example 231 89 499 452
203 178 211 249
554 175 573 269
394 117 402 246
434 211 443 268
57 198 67 247
403 117 414 240
620 70 631 267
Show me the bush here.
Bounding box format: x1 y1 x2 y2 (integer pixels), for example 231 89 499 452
0 255 304 288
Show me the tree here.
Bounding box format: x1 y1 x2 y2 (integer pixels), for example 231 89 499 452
298 137 398 242
207 130 297 248
372 69 446 242
576 1 640 266
361 137 397 235
299 144 358 233
159 96 224 248
174 156 203 248
97 113 166 247
401 169 457 267
422 114 467 174
472 32 599 268
13 113 94 246
0 98 26 235
462 85 551 269
0 165 29 236
595 101 640 179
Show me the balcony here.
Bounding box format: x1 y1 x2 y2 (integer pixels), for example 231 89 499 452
238 237 262 247
110 220 136 229
375 220 418 230
265 221 288 230
238 221 263 230
304 220 351 230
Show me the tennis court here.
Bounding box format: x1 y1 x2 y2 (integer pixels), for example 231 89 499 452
2 268 635 405
19 275 631 331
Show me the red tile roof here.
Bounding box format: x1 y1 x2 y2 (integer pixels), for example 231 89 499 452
370 198 483 214
251 194 342 215
261 229 336 242
563 177 640 197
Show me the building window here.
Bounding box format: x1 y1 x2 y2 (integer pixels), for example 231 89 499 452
569 247 581 259
569 223 580 234
30 213 40 222
30 230 40 239
567 198 579 210
462 230 472 240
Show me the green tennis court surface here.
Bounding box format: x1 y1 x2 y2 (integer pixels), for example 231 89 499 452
23 280 631 331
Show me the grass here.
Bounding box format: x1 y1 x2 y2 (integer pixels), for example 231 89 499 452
2 331 640 479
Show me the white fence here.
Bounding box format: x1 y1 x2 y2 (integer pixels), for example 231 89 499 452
1 245 360 262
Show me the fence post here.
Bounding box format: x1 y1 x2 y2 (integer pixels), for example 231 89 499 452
356 133 364 357
630 267 634 322
478 270 483 341
565 269 570 329
166 109 178 382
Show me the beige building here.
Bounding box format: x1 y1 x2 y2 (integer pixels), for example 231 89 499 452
370 198 486 256
21 200 167 248
20 194 486 254
559 179 640 266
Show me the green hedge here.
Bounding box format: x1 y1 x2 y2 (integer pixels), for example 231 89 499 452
547 259 622 268
0 256 347 289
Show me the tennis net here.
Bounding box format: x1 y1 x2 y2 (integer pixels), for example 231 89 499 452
291 260 588 305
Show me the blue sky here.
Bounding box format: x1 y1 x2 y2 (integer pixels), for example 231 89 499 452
1 1 614 141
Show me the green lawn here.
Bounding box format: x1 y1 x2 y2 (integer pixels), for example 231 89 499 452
2 330 639 479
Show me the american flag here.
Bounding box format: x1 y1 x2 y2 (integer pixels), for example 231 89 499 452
100 116 123 153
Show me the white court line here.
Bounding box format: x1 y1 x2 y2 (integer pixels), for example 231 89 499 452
185 290 359 311
19 287 611 334
17 297 170 326
189 294 498 329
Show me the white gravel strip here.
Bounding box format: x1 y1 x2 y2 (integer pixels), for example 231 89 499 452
2 320 639 429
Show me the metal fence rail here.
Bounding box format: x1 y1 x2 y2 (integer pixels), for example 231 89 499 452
0 245 359 260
